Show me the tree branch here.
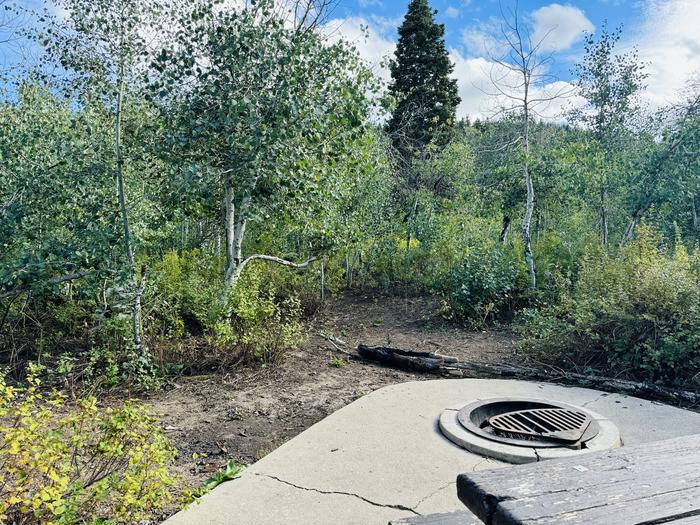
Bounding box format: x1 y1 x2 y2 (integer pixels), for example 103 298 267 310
235 254 318 280
0 272 87 300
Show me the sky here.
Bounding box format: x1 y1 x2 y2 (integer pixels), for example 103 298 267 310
2 0 699 121
323 0 700 120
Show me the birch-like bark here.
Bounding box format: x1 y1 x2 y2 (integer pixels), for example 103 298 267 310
521 89 536 289
115 65 144 353
600 184 609 249
221 186 313 295
620 207 644 248
234 194 251 266
232 254 317 282
223 175 236 287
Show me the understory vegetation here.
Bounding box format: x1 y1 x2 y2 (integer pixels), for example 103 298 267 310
1 0 699 521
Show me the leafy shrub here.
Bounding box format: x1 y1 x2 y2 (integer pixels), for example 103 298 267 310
0 288 159 391
0 372 178 524
366 209 529 325
532 220 602 302
149 251 305 369
213 265 304 364
523 226 700 385
148 249 223 337
441 240 526 326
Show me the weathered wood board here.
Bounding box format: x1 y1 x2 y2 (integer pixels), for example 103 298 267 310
456 434 700 524
389 510 482 525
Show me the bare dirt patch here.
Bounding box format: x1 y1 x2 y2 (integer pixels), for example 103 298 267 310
145 291 521 507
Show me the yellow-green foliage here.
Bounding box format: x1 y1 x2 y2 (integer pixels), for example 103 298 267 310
523 225 700 385
212 265 304 364
149 249 223 336
0 373 177 524
396 237 421 251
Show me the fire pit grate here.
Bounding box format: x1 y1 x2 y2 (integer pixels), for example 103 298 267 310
440 395 623 463
456 397 601 449
489 407 591 444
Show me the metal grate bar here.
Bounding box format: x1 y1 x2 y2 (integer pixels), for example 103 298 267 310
541 409 579 429
489 408 592 444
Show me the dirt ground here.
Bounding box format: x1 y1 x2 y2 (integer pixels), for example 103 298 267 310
146 291 522 514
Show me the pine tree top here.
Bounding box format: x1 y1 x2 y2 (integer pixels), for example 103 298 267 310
388 0 460 154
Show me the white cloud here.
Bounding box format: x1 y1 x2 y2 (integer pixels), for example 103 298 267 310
323 16 396 83
358 0 383 7
531 3 594 52
445 6 460 19
630 0 700 108
460 20 502 58
450 49 575 121
449 52 494 119
325 11 581 122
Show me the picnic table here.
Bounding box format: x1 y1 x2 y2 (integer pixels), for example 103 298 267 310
455 434 700 524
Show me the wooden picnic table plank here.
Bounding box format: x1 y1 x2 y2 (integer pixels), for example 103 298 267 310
456 434 700 525
389 510 481 524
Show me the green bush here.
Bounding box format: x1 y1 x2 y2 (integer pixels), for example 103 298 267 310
523 226 700 385
0 372 179 524
148 249 223 337
149 251 305 367
441 239 526 326
365 209 529 325
213 265 304 364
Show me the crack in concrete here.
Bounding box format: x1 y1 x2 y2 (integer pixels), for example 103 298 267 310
533 448 542 462
582 392 608 407
256 473 421 516
413 480 455 510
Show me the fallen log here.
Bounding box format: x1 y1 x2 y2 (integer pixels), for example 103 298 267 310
355 344 700 406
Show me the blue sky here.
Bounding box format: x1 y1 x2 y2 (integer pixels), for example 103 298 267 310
3 0 699 120
334 0 639 78
325 0 700 119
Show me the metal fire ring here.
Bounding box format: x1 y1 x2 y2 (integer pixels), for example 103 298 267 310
456 397 600 449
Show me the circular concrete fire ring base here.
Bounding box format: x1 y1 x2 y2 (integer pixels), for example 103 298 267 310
439 398 622 464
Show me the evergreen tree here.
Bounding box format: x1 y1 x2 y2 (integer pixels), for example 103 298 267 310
388 0 460 159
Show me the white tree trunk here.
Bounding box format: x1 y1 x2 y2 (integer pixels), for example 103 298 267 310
115 69 144 353
220 185 314 300
234 195 251 267
233 254 317 282
522 99 536 290
600 183 609 249
620 207 643 248
223 176 236 288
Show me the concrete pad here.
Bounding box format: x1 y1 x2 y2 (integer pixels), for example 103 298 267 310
166 379 700 525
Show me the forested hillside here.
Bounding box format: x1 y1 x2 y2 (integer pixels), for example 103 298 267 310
1 0 699 522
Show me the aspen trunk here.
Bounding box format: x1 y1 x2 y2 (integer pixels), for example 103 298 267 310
600 185 609 249
620 207 644 248
522 99 536 290
115 70 144 353
223 176 236 288
233 195 250 268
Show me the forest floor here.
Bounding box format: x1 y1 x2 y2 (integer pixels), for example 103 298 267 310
144 291 523 515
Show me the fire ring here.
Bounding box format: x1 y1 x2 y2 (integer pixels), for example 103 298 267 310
439 396 621 464
456 397 600 449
